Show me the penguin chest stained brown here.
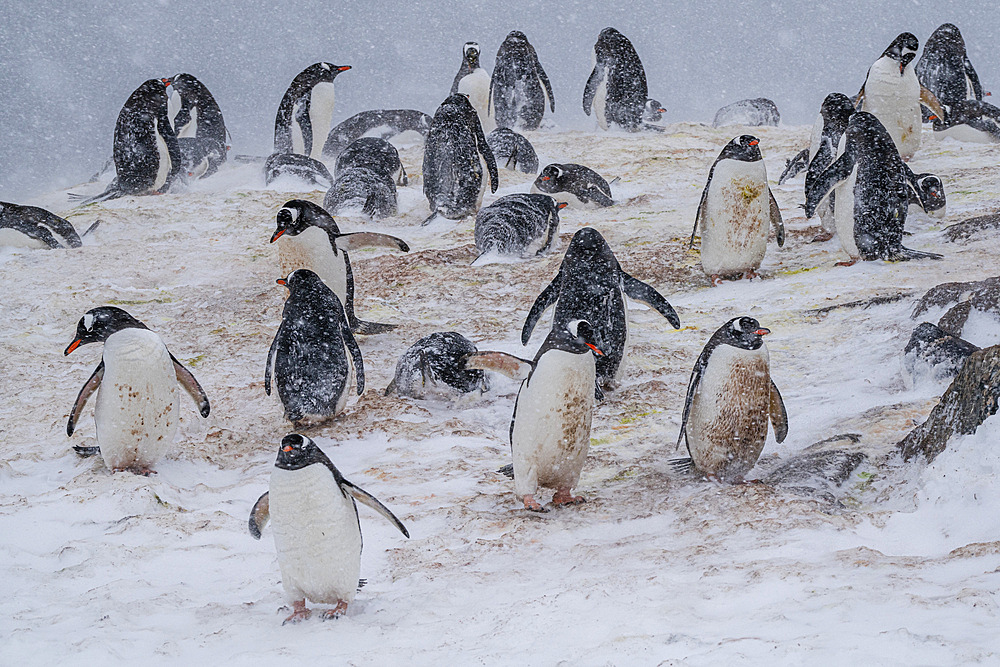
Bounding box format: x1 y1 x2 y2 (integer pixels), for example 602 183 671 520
700 159 770 277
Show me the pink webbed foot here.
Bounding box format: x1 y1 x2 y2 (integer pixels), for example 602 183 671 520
835 259 858 267
522 495 548 513
283 600 311 625
320 600 349 620
552 488 586 506
742 269 760 281
811 231 834 243
709 274 724 287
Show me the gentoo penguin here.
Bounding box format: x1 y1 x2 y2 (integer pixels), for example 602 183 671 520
64 306 210 474
264 153 334 189
804 93 858 241
907 171 946 219
472 193 566 264
489 31 554 131
531 163 614 208
643 99 667 123
73 79 181 204
274 63 352 159
0 202 95 249
451 42 494 134
902 322 978 389
805 112 943 264
249 433 409 624
270 199 408 334
384 332 489 400
335 137 407 185
324 167 398 219
712 98 781 128
485 128 539 174
466 320 603 512
321 109 433 160
422 93 498 224
916 23 985 121
163 73 228 178
522 227 680 390
674 316 787 483
857 33 945 160
930 100 1000 143
691 135 785 284
265 270 364 424
583 28 648 132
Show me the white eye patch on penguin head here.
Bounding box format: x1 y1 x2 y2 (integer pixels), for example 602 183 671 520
83 313 95 331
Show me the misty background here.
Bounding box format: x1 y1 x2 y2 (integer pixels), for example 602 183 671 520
0 0 995 201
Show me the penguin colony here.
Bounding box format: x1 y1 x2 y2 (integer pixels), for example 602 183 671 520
5 22 995 626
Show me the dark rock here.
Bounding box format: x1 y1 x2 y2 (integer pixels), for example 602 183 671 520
942 213 1000 243
763 434 868 501
911 276 1000 337
903 322 979 387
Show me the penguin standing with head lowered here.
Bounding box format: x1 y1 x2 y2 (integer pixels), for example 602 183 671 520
584 27 650 132
64 307 210 475
489 31 554 131
274 63 351 160
163 73 228 179
691 135 784 285
451 42 494 134
249 433 409 624
674 316 787 483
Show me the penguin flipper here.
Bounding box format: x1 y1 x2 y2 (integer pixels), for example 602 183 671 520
587 183 615 207
352 320 397 335
677 350 711 454
621 272 681 329
805 150 855 218
892 247 945 262
475 118 499 194
383 377 397 396
248 492 270 539
768 188 785 247
465 351 533 380
691 177 711 248
265 325 282 396
67 362 104 437
778 149 810 185
170 354 211 417
521 271 562 344
336 231 409 253
81 219 102 238
497 463 514 479
919 86 946 122
341 319 366 395
769 379 788 444
964 56 984 100
582 66 603 116
341 481 409 538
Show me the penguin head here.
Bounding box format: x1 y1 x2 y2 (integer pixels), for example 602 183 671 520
820 93 856 128
722 316 770 350
927 23 964 54
275 433 321 471
914 174 946 214
65 306 148 355
883 33 919 74
720 135 762 162
463 42 481 67
308 62 352 84
535 164 564 191
271 200 338 242
564 227 617 270
163 73 200 100
505 30 528 44
643 99 667 122
276 268 325 293
561 319 604 356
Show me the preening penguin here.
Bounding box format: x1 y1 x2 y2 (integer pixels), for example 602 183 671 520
0 202 95 249
489 31 554 131
531 163 614 208
584 27 649 132
674 316 787 483
472 193 566 263
335 137 407 185
804 92 857 241
163 73 228 178
451 42 494 133
930 100 1000 143
916 23 985 119
691 135 784 284
270 199 409 334
321 109 433 160
64 306 210 475
249 433 409 624
907 171 946 219
385 332 489 400
486 128 539 174
274 63 352 159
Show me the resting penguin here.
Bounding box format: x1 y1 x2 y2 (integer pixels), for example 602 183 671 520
804 93 858 241
264 153 334 189
805 112 944 265
163 73 228 178
857 33 945 160
466 320 603 512
489 31 554 131
249 433 409 624
451 42 494 134
265 269 364 424
643 99 667 124
384 332 489 400
321 109 433 160
422 93 498 224
673 316 787 483
0 202 97 249
473 193 566 264
485 128 539 174
64 306 211 475
274 63 352 159
712 98 781 128
270 199 408 334
335 137 407 185
930 100 1000 143
522 227 680 391
324 167 398 219
691 135 784 284
531 163 614 208
584 28 656 132
907 171 946 219
916 23 985 121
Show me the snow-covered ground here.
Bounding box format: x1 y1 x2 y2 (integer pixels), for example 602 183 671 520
3 124 1000 663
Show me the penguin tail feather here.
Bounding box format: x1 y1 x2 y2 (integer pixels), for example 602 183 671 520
668 457 696 475
420 211 440 226
497 463 514 479
69 183 122 206
73 445 101 458
641 123 667 133
357 579 367 591
353 320 397 335
82 220 103 237
892 247 944 262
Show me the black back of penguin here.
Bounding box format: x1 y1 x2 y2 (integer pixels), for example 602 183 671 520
474 193 563 258
584 27 648 131
166 73 227 145
114 79 182 196
264 153 334 188
486 128 539 174
804 93 855 199
0 202 84 248
489 31 554 131
324 167 397 219
335 137 405 183
322 109 433 160
533 163 614 207
916 24 983 112
274 62 351 155
386 332 489 399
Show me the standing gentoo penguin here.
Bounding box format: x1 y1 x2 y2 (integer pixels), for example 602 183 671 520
0 202 97 248
805 112 944 265
674 317 787 483
385 332 489 400
522 227 680 391
472 193 566 263
488 31 554 131
249 433 409 624
274 63 352 159
466 320 603 512
804 93 857 241
163 73 228 178
451 42 494 133
64 306 210 474
691 135 785 284
583 28 648 132
916 23 985 121
857 33 945 160
265 269 365 424
270 199 408 334
422 93 498 224
531 163 614 208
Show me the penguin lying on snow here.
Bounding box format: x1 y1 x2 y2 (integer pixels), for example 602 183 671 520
271 199 408 334
522 227 680 392
249 434 409 624
584 28 654 132
467 320 603 512
907 172 946 219
321 109 432 160
902 322 978 389
385 332 489 400
0 202 99 249
712 98 780 128
674 317 787 483
532 163 614 208
264 153 333 189
324 167 398 219
930 100 1000 143
489 31 554 131
274 62 351 159
164 73 228 178
451 42 494 133
486 128 538 174
65 307 210 475
473 193 566 264
916 23 986 122
335 137 407 185
643 99 667 124
265 270 365 425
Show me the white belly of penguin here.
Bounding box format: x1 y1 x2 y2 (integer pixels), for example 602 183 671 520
269 465 362 604
152 118 171 192
177 105 198 139
460 69 494 134
700 159 769 276
308 83 337 160
511 350 595 496
278 227 348 304
834 166 860 259
862 60 921 158
95 329 178 470
934 123 999 144
0 228 51 249
594 76 609 130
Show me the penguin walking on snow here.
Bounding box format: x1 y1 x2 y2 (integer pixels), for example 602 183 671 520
270 200 409 334
584 28 652 132
164 73 228 179
489 31 554 131
274 63 352 159
249 433 409 624
532 163 614 208
265 269 365 424
691 135 784 285
64 306 210 475
466 320 603 512
451 42 494 133
0 202 98 248
674 316 787 483
916 23 985 121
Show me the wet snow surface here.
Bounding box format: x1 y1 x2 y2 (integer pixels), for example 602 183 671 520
3 124 1000 662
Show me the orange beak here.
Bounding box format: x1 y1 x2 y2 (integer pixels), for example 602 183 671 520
754 328 770 336
541 176 551 181
270 229 285 243
276 278 287 286
282 445 293 452
162 78 171 87
557 202 568 210
749 140 759 146
65 339 82 355
657 108 666 113
586 343 604 356
338 65 352 72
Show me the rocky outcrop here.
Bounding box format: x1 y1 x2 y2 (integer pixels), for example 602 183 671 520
942 213 1000 243
902 322 979 388
911 276 1000 337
